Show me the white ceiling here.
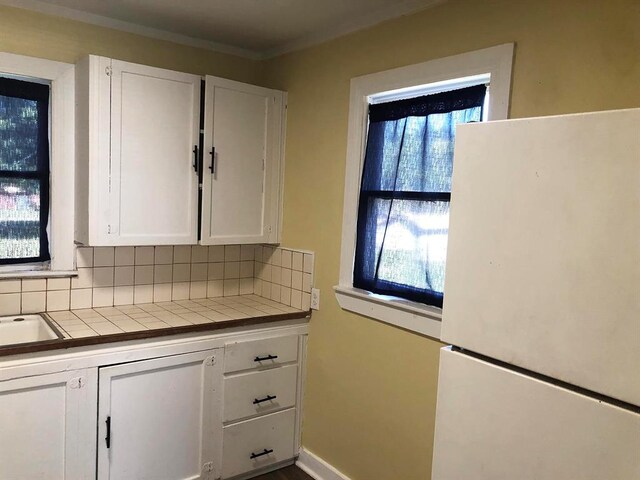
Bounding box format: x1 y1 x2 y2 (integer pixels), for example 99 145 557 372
2 0 444 58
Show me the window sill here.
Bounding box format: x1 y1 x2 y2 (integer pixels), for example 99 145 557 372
333 285 442 339
0 270 77 280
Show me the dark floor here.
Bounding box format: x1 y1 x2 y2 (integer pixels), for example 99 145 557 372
252 465 314 480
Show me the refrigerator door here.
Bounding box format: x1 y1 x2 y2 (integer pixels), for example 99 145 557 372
442 108 640 406
432 348 640 480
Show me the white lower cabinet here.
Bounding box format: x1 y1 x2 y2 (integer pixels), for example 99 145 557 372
97 350 223 480
0 369 97 480
0 325 307 480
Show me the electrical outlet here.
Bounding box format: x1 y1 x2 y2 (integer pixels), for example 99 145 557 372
311 288 320 310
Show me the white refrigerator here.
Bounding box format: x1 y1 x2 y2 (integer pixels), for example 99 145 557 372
432 108 640 479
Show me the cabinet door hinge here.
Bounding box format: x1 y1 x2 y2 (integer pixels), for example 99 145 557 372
204 356 216 366
107 225 112 234
68 376 85 389
105 66 112 76
202 462 215 478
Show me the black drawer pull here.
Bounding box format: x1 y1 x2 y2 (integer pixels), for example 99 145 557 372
254 354 278 362
253 394 277 405
250 448 274 460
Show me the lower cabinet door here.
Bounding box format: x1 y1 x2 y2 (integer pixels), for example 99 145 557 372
0 368 97 480
222 408 296 479
97 350 223 480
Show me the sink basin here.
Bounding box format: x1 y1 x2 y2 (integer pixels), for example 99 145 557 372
0 314 63 347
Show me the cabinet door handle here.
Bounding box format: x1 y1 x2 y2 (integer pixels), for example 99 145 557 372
250 448 273 460
253 394 277 405
209 147 216 175
254 354 278 362
192 145 199 174
105 416 111 449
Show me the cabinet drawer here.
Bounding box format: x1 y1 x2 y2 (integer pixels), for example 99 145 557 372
224 335 298 373
224 364 298 422
222 409 296 479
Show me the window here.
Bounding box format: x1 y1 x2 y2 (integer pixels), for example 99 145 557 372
336 44 514 338
0 53 75 275
0 76 51 265
353 85 487 308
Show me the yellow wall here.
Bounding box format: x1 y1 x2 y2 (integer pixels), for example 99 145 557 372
1 1 639 479
0 4 259 82
262 0 640 478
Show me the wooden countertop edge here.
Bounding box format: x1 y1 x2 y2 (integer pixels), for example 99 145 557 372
0 310 311 358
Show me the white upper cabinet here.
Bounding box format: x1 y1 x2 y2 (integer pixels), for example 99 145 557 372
76 56 200 246
201 76 285 245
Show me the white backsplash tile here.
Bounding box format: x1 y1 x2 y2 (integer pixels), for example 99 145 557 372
173 246 191 264
47 277 71 291
224 245 241 262
22 291 46 313
153 265 173 284
115 247 135 266
114 286 134 306
93 247 115 267
92 287 113 308
191 245 209 263
208 246 225 263
1 243 313 315
154 246 173 264
134 285 153 304
22 278 47 292
46 290 70 311
134 265 154 285
114 266 134 286
93 267 114 288
76 247 93 268
70 289 92 310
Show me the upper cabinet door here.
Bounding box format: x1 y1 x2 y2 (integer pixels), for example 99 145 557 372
75 56 200 246
201 76 285 245
109 60 200 245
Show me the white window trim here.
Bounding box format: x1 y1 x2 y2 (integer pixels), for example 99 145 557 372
0 52 75 274
335 43 514 339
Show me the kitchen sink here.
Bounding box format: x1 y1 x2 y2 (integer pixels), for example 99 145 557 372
0 314 64 347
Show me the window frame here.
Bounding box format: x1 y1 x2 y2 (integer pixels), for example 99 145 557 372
0 53 75 276
335 44 514 339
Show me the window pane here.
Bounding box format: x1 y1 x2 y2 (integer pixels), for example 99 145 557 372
0 177 41 260
361 197 449 293
0 94 40 171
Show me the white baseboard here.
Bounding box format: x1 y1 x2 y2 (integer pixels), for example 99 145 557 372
296 448 352 480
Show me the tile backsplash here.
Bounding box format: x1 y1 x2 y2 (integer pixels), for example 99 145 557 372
254 246 314 311
0 245 314 315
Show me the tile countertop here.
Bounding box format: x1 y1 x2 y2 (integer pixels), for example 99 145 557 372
1 295 310 357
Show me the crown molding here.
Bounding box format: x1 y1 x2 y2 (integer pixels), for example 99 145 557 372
0 0 261 60
263 0 446 59
0 0 446 61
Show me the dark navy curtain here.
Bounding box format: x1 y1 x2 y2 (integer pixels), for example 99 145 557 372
353 85 486 307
